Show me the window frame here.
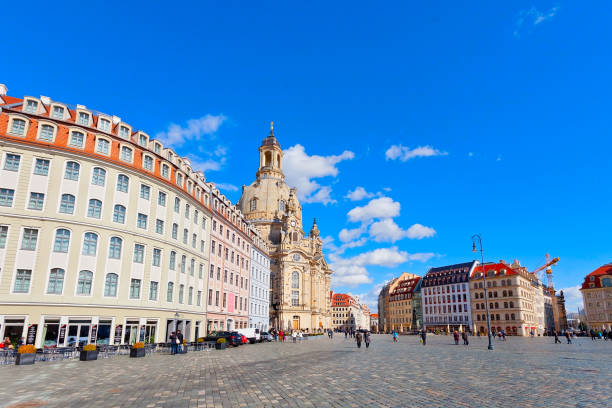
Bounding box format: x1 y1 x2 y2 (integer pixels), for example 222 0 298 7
7 114 30 137
36 121 57 143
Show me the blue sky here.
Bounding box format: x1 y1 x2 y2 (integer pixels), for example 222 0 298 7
2 1 611 312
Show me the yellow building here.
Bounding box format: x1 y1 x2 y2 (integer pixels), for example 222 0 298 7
388 276 421 333
580 263 612 331
378 272 418 333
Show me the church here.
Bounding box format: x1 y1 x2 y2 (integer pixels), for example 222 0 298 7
238 124 333 332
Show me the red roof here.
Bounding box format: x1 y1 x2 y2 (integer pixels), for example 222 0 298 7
370 314 379 319
332 293 355 307
581 264 612 289
469 262 518 279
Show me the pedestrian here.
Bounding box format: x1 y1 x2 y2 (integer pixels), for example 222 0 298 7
565 331 572 344
292 331 297 343
603 329 608 341
330 330 333 339
298 331 303 342
392 330 398 343
279 330 284 343
453 331 459 345
355 331 363 348
169 331 177 355
344 330 348 339
501 330 507 341
530 330 534 337
177 330 184 353
462 331 469 346
590 329 596 341
364 331 371 348
420 329 427 346
554 331 561 344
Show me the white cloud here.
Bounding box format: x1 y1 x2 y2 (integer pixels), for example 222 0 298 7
155 114 227 148
559 285 584 313
347 197 400 223
355 282 387 311
184 154 226 173
345 186 376 201
283 144 354 205
339 224 368 243
385 144 448 161
214 183 238 192
514 6 560 38
368 219 436 242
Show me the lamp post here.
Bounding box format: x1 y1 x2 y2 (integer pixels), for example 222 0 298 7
472 234 494 351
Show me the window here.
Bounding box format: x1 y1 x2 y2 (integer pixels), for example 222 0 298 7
179 284 184 304
292 271 299 289
292 290 299 306
137 213 148 229
91 167 106 186
0 226 7 248
181 255 186 273
222 292 226 308
64 161 80 180
53 228 71 252
250 199 257 211
139 134 147 147
188 287 193 305
52 106 64 119
172 223 178 239
77 271 93 295
199 263 203 279
208 289 213 305
190 258 195 276
69 131 84 147
153 248 161 266
99 118 111 132
183 228 188 244
14 269 32 293
200 240 205 253
21 228 38 250
59 194 76 214
104 273 118 297
167 282 174 302
174 198 180 213
192 233 197 248
193 210 198 223
47 268 65 294
120 146 133 162
28 192 45 210
25 100 38 113
113 204 126 223
77 112 90 126
116 174 129 192
155 219 164 234
0 188 15 207
82 232 98 255
10 118 26 135
130 279 141 299
167 251 176 272
197 290 202 306
34 158 50 176
133 244 145 263
108 237 122 259
4 154 21 171
96 138 110 155
143 155 154 171
39 124 55 141
87 199 102 218
149 281 158 300
158 192 166 206
216 291 220 306
119 126 130 139
162 164 169 178
176 173 183 186
185 204 190 219
154 143 161 154
140 184 150 200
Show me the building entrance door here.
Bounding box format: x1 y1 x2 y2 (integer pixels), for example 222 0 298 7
66 320 91 347
292 316 300 330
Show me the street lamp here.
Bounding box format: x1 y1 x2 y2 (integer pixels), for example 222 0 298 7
472 234 494 351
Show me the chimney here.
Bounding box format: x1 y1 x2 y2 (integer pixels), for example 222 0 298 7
0 84 7 96
40 96 51 105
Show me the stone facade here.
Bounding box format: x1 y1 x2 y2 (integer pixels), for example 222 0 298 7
388 276 421 333
580 263 612 330
238 127 332 332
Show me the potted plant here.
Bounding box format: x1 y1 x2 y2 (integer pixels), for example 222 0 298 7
16 345 36 365
80 344 98 361
130 342 145 358
215 338 227 350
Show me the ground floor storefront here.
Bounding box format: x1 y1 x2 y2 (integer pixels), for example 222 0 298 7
0 305 204 349
249 315 269 331
205 312 248 333
424 323 473 334
273 311 330 332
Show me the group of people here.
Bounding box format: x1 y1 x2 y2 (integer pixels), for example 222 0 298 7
168 330 184 354
354 330 371 348
452 330 470 345
0 336 22 350
268 329 305 343
590 328 612 341
391 330 429 345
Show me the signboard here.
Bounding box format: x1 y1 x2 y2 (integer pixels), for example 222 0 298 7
89 324 98 344
139 325 145 342
114 325 123 344
58 324 67 345
26 324 38 345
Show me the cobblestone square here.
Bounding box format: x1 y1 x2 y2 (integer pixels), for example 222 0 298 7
1 335 610 408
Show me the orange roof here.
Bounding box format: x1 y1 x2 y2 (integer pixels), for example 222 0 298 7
370 314 379 319
581 264 612 289
469 262 518 279
332 293 355 307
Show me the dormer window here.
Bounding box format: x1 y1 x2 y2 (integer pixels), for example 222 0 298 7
77 112 90 126
590 276 595 282
143 155 154 171
96 137 110 155
176 173 183 186
9 118 27 136
99 118 111 132
52 106 64 119
38 124 55 142
120 146 133 162
161 164 169 178
119 126 130 139
69 131 85 148
154 143 161 154
25 100 38 114
139 134 147 147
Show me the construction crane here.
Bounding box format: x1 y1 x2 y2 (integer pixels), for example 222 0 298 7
530 253 559 291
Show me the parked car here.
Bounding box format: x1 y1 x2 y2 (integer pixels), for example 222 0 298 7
260 332 273 342
228 332 245 346
205 331 242 347
241 334 248 344
236 328 261 343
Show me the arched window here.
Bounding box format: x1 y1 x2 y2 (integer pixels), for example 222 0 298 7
109 236 122 259
279 200 285 212
47 268 65 294
91 167 106 186
69 130 84 147
143 155 154 171
116 174 129 192
250 199 257 211
82 232 98 255
113 204 126 223
87 199 102 218
40 124 55 141
511 313 516 320
53 228 71 252
167 282 174 302
509 301 514 308
264 151 271 166
59 194 76 214
120 146 133 162
494 302 499 309
77 270 93 295
161 164 169 178
10 118 27 135
104 273 118 297
292 271 299 289
64 161 80 180
96 138 110 155
602 278 612 287
502 290 507 297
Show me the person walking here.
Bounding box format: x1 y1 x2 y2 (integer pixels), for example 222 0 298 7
344 330 348 339
603 329 608 341
355 331 363 348
292 331 297 343
420 329 427 346
392 330 398 343
177 330 184 353
298 331 303 342
364 331 371 348
553 331 561 344
453 331 460 345
462 331 469 346
169 331 177 355
279 330 284 343
565 331 572 344
501 330 507 341
590 329 596 341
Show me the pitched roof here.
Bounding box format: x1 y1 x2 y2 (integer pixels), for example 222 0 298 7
469 262 518 279
581 264 612 289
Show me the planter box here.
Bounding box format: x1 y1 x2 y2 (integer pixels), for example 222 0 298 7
215 343 227 350
16 353 36 365
80 350 98 361
130 348 145 358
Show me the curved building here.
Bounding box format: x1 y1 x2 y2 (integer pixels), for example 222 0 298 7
0 86 214 347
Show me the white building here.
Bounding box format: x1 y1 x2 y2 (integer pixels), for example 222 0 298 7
249 234 270 331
